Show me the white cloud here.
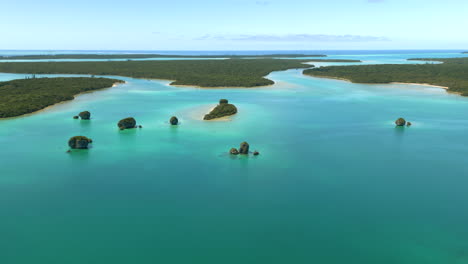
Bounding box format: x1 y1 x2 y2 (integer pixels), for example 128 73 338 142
195 34 390 42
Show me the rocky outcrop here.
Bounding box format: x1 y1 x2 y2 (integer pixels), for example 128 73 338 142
118 117 137 130
204 99 238 120
73 116 79 119
229 142 258 156
407 122 412 126
230 148 239 155
395 118 406 126
68 136 92 149
79 111 91 120
239 142 249 154
170 116 179 125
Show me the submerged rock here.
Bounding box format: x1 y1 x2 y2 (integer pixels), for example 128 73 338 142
239 142 249 154
68 136 92 149
203 99 238 120
79 111 91 120
170 116 179 125
118 117 137 130
230 148 239 155
395 118 406 126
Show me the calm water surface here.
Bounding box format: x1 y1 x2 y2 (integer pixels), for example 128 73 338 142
1 51 468 264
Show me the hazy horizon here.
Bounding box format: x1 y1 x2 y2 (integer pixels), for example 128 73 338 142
0 49 465 52
2 0 467 50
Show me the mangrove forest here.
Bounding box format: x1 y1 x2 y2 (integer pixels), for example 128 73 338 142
304 57 468 96
0 59 315 87
0 77 123 118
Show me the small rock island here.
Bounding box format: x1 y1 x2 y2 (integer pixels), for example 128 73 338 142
118 117 137 130
74 111 91 120
239 142 249 154
204 99 238 120
229 141 259 156
395 118 406 126
395 118 412 127
68 136 93 149
79 111 91 120
170 116 179 125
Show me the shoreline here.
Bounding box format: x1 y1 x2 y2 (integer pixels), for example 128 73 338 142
182 104 236 122
0 81 125 120
389 82 448 89
170 82 275 90
140 76 276 89
168 63 314 89
304 74 456 94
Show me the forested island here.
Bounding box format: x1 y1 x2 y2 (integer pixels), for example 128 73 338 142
204 99 238 120
304 57 468 96
0 54 328 60
0 59 314 87
0 77 123 118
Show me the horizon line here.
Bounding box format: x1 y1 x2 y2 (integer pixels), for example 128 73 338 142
0 49 467 52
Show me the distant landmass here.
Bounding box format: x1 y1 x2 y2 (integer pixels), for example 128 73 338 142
0 59 315 88
304 57 468 96
0 77 123 118
0 54 328 60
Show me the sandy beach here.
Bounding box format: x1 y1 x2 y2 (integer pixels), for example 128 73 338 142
181 104 235 122
390 82 448 89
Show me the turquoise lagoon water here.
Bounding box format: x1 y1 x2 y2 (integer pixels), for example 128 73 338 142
2 52 468 263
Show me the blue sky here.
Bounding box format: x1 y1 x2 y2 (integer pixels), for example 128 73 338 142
1 0 467 50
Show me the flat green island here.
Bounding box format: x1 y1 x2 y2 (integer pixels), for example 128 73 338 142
0 59 312 87
299 59 361 63
0 59 361 88
0 54 328 60
0 77 123 118
304 57 468 96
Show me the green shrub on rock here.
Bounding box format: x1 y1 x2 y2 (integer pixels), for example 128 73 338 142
79 111 91 120
118 117 137 130
170 116 179 125
239 142 249 154
230 148 239 155
395 118 406 126
68 136 92 149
